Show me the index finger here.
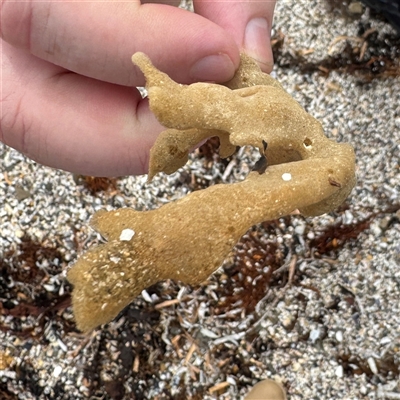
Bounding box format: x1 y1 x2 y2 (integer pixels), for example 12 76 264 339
0 0 240 85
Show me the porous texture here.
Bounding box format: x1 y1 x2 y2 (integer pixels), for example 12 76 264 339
0 1 399 399
68 53 355 332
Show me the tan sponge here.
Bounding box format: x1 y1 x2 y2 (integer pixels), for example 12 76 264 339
68 53 356 332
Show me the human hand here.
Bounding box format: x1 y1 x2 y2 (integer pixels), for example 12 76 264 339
0 0 276 176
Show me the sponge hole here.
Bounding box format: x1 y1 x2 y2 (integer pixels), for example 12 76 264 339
303 138 312 148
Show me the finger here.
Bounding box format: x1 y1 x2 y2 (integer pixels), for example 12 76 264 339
193 0 276 73
0 0 240 85
1 41 162 177
142 0 181 6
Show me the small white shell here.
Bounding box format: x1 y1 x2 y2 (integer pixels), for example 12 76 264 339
282 173 292 181
119 228 135 241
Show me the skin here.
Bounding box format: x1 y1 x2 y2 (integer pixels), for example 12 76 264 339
0 0 276 176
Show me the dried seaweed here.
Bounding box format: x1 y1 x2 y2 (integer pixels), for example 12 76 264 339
272 26 400 79
214 228 282 315
0 234 73 338
73 175 118 195
310 203 400 255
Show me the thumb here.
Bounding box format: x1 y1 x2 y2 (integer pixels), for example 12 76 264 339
193 0 276 73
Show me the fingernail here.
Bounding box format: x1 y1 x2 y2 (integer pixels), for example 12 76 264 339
190 54 235 82
244 17 274 72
